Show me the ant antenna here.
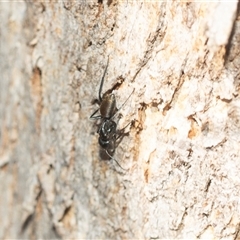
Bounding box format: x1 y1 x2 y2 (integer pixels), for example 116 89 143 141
105 150 127 171
99 56 110 102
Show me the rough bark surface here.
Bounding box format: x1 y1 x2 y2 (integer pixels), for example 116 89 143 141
1 1 240 239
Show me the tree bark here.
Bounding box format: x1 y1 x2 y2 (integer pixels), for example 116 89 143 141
1 1 240 239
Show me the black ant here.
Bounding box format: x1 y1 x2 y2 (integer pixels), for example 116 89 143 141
90 57 133 170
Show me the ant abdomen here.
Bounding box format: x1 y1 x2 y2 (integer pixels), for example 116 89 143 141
100 93 116 119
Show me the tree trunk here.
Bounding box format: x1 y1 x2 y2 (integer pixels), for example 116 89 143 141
1 1 240 239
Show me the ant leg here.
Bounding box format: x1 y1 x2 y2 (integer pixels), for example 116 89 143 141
105 150 126 171
113 121 132 151
120 121 132 132
98 56 109 102
90 56 110 119
90 108 102 119
111 88 135 119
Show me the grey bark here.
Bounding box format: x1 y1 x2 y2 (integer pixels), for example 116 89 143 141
0 1 240 239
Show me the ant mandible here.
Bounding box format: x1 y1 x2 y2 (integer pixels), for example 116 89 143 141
90 57 133 170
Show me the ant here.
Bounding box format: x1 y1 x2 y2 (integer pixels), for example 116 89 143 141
90 57 133 170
